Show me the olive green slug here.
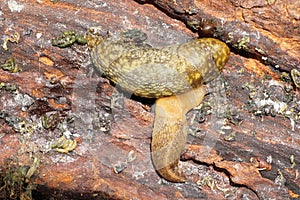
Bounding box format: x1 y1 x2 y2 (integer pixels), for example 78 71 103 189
89 31 230 182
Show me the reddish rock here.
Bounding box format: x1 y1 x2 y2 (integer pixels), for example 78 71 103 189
0 0 299 199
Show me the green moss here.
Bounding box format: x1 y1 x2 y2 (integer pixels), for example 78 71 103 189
0 157 40 200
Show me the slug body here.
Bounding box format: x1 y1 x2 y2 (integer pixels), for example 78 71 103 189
90 32 230 182
90 36 229 98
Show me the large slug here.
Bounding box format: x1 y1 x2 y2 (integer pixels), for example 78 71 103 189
89 30 230 182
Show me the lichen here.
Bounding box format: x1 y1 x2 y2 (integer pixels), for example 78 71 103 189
267 0 276 5
255 47 266 55
41 112 60 130
1 58 21 73
0 82 18 92
196 175 238 197
2 32 20 51
291 69 300 88
52 30 87 48
14 93 35 111
112 150 137 174
233 36 250 50
51 135 77 153
7 0 24 13
184 6 199 15
243 79 300 130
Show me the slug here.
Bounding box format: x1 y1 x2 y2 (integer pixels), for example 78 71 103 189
89 30 230 182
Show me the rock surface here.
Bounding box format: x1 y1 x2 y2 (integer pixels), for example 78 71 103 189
0 0 299 199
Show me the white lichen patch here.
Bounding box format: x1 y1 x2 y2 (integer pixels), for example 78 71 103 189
13 92 35 111
254 98 287 113
245 78 300 131
7 0 24 13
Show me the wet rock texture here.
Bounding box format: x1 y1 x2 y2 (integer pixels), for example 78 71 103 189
0 0 299 199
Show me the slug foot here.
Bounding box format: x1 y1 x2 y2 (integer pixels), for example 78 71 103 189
151 86 206 182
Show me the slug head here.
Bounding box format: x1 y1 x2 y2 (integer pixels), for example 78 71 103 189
186 38 230 84
205 38 230 72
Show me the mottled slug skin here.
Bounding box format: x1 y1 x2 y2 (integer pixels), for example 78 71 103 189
90 34 230 182
91 37 230 98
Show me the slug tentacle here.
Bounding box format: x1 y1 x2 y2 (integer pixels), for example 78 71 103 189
89 31 230 182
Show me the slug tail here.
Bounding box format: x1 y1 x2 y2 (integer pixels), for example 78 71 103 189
151 87 206 182
151 117 188 182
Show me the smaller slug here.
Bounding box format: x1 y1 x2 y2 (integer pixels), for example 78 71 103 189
89 30 230 182
197 19 217 37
